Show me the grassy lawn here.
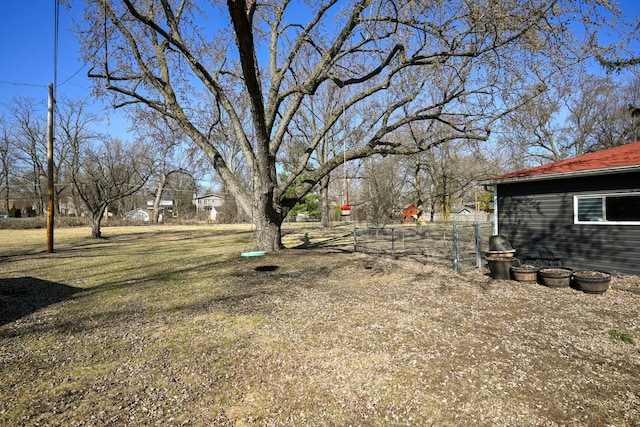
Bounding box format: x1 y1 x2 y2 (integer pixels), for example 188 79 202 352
1 225 639 426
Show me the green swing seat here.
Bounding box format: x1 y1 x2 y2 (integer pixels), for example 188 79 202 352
241 250 267 257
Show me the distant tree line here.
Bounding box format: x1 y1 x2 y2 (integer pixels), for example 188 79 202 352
2 69 640 233
68 0 638 251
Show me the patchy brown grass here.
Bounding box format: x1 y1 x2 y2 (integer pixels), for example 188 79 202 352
1 224 639 426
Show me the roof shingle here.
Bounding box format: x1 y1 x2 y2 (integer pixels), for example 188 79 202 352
481 142 640 184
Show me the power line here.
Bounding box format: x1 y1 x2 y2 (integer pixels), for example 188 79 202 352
0 80 48 89
53 0 59 91
57 64 86 88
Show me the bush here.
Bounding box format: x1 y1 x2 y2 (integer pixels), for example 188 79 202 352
9 206 21 218
0 217 45 229
0 216 93 230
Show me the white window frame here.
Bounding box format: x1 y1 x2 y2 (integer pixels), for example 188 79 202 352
574 192 640 225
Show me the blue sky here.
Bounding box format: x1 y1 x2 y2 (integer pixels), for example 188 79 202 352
0 1 129 136
0 1 67 99
0 1 639 137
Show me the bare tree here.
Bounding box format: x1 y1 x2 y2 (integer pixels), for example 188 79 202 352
73 0 633 251
0 115 13 215
55 98 99 216
286 84 356 227
496 71 640 166
597 54 640 73
362 156 408 226
500 87 570 163
404 118 499 221
4 97 47 215
562 75 616 156
587 76 640 150
130 109 201 222
69 136 153 238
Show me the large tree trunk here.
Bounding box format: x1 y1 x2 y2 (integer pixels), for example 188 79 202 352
254 213 283 252
33 164 44 216
441 198 451 222
55 188 63 216
3 167 9 217
90 208 105 238
319 175 331 228
414 154 424 222
151 172 167 223
252 183 284 252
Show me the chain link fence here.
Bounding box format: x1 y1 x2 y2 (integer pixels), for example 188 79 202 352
353 222 494 271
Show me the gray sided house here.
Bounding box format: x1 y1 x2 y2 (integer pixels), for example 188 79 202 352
479 142 640 275
193 193 225 221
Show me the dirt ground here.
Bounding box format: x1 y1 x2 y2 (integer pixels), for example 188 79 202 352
1 226 639 426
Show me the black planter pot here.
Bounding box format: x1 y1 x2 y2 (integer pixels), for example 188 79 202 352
572 271 611 294
538 268 572 288
487 256 519 280
510 264 539 282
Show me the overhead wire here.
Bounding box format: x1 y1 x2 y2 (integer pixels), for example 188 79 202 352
54 0 59 92
0 1 87 92
0 80 48 88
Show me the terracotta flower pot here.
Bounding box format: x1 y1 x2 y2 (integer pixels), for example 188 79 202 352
572 270 611 294
538 268 572 288
485 250 516 258
510 264 538 282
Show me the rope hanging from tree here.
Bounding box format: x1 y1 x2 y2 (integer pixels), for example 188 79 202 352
241 172 267 257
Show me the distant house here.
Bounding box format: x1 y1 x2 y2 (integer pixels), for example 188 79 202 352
146 199 174 220
124 208 150 222
478 142 640 275
0 199 36 217
401 205 420 223
453 206 473 215
193 193 224 221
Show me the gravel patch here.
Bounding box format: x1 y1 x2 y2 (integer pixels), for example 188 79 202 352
1 228 639 426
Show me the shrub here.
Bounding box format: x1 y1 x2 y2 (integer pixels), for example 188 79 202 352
607 329 636 345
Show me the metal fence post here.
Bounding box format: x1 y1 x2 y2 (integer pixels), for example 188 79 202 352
453 224 459 272
475 223 482 268
391 227 395 255
353 226 358 252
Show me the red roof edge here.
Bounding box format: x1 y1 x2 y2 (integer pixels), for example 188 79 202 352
479 142 640 184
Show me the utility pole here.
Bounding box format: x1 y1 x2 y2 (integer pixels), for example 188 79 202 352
46 83 54 253
47 0 59 253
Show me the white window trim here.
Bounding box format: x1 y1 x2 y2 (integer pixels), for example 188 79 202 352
573 192 640 225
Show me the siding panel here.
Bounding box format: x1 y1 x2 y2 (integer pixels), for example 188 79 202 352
496 171 640 275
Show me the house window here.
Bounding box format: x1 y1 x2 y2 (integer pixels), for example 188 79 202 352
574 193 640 224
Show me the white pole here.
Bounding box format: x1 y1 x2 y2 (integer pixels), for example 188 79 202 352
493 187 499 235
